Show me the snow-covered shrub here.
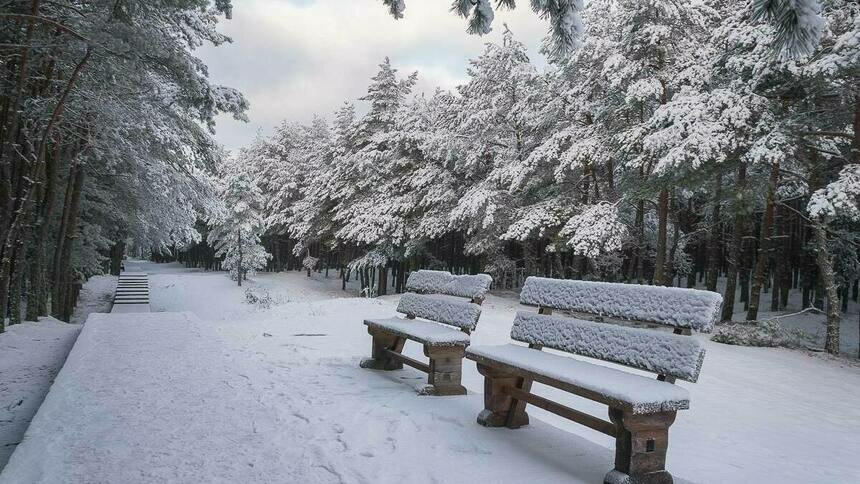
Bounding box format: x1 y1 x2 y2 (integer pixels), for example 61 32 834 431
711 320 814 349
302 255 319 272
244 287 274 309
347 250 388 272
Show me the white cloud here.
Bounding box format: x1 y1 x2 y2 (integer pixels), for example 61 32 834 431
197 0 549 150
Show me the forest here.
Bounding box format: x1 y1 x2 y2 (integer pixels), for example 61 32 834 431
187 1 859 356
1 0 858 357
0 1 247 326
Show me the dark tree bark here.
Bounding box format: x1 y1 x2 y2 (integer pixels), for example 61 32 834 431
53 162 85 321
25 136 65 320
109 240 126 276
706 174 722 292
813 222 842 355
746 165 779 321
721 162 747 321
377 264 388 296
653 189 669 285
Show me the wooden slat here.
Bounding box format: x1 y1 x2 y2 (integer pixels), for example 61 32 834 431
504 386 617 437
381 348 431 373
468 352 638 412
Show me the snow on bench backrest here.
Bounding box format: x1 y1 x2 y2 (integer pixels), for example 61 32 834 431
397 293 482 331
405 270 493 301
520 277 722 332
510 311 707 382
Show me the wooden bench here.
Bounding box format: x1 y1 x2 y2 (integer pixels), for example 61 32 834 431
465 277 722 484
360 270 492 396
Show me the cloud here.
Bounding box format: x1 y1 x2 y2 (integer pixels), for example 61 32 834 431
197 0 549 151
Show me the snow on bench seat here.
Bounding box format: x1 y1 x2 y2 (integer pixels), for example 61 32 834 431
364 317 471 346
396 293 481 331
511 312 706 382
467 344 690 414
520 277 722 332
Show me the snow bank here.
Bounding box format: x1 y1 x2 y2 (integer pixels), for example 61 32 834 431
0 311 291 483
520 277 722 332
511 311 706 382
396 293 481 331
70 275 116 324
0 318 80 470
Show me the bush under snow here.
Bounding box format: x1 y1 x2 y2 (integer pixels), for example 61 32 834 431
711 320 814 349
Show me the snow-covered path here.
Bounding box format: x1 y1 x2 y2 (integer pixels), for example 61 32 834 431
3 262 859 483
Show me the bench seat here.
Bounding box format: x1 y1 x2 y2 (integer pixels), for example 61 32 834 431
364 317 471 346
467 344 690 414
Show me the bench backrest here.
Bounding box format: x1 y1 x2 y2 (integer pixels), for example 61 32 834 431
510 311 706 382
520 277 722 332
405 270 493 303
397 270 493 332
397 293 482 331
514 277 722 383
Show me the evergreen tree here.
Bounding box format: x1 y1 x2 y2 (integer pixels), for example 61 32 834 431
208 162 270 286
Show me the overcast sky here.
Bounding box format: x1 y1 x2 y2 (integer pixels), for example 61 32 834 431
197 0 549 151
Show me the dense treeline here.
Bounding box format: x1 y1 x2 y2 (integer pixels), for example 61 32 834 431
0 0 244 328
212 0 858 355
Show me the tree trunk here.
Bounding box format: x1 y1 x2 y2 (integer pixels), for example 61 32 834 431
8 249 23 325
813 222 841 355
664 193 680 286
0 0 41 251
51 159 78 313
630 198 645 283
653 188 669 285
237 230 243 287
109 240 125 276
25 137 64 320
706 175 722 292
53 162 85 321
746 165 778 321
721 162 747 321
377 264 388 296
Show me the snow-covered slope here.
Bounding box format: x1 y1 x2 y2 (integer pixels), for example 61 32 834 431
0 318 80 469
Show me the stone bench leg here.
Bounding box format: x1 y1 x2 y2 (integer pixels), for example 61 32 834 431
421 345 467 396
474 364 530 428
359 328 405 371
605 408 676 484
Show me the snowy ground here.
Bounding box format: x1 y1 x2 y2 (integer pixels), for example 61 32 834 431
71 275 117 324
0 274 113 469
3 262 859 483
0 319 80 470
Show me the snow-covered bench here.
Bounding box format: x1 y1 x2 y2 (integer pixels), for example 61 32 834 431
465 277 722 484
360 270 492 396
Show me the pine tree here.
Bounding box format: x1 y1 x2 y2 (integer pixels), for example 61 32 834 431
208 162 271 286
